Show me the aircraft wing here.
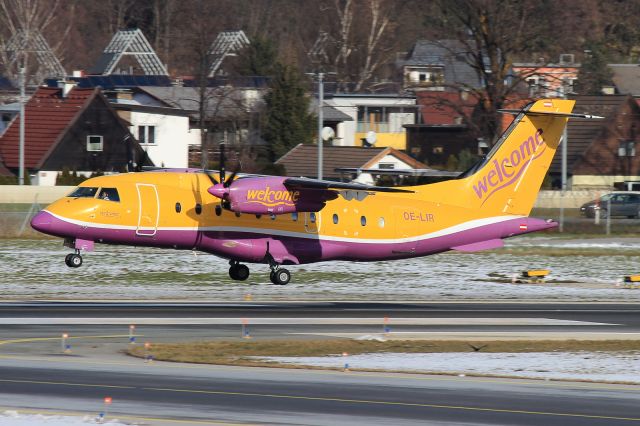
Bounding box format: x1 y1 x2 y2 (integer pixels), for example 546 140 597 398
283 177 414 193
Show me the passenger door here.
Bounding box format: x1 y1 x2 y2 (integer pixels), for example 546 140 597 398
136 183 159 236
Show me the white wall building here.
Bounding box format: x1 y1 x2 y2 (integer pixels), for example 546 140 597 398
113 103 198 168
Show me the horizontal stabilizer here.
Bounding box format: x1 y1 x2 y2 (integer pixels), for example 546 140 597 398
498 109 604 119
451 239 504 252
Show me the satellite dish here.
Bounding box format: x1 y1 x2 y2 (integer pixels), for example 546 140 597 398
321 126 335 141
365 131 377 145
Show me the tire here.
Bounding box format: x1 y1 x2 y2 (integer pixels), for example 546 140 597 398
235 265 250 281
272 269 291 285
69 254 82 268
64 253 74 267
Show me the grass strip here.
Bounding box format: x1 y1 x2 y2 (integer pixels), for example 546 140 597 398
128 339 640 367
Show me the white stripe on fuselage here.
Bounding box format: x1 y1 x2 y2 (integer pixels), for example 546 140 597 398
45 209 523 245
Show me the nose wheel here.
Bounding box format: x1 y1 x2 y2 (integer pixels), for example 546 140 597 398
64 251 83 268
229 261 250 281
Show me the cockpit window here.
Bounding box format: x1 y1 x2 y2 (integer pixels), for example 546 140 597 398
69 187 98 198
98 188 120 202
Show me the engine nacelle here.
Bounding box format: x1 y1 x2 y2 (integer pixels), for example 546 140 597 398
209 176 336 215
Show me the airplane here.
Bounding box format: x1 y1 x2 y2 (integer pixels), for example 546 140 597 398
30 99 596 285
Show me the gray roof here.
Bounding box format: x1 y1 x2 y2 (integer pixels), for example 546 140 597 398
403 40 482 89
138 86 260 120
609 64 640 95
309 99 353 122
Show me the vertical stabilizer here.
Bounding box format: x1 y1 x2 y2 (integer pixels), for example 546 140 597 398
457 99 574 216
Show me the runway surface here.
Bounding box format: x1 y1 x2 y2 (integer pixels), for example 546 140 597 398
1 302 639 425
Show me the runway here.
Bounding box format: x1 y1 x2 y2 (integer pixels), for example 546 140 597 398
1 302 639 425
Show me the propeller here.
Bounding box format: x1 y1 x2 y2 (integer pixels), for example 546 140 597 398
207 143 240 210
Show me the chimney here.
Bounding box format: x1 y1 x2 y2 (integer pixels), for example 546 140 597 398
57 79 77 97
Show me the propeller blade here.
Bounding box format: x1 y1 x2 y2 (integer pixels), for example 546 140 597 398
204 171 219 185
219 143 226 184
224 168 239 188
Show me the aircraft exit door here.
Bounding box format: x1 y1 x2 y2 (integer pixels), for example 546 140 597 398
136 183 159 236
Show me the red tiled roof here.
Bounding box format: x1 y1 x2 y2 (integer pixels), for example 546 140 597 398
0 87 97 169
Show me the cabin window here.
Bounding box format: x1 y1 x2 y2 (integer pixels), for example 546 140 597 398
98 187 120 202
215 205 222 216
86 135 103 152
235 211 241 218
332 214 339 224
361 216 367 226
195 203 202 215
69 187 98 198
291 212 298 221
378 217 385 228
175 202 182 213
255 214 262 219
270 214 276 220
138 125 156 144
310 212 317 223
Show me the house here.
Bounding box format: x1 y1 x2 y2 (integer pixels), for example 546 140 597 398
0 85 150 185
308 98 353 145
275 144 429 185
401 40 482 92
511 55 580 98
138 84 266 166
551 95 640 189
324 93 418 149
108 89 196 168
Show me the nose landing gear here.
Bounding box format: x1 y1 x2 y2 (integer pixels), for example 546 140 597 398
64 250 83 268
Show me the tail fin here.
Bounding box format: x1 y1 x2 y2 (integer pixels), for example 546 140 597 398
453 99 575 216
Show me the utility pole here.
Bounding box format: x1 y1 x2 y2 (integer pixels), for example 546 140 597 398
317 72 324 180
19 66 25 185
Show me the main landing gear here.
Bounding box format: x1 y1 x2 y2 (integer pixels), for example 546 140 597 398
228 259 291 285
64 250 83 268
229 261 250 281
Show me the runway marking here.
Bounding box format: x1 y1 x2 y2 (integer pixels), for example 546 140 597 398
0 378 134 389
0 317 614 325
0 406 253 425
142 386 640 422
0 353 638 393
0 334 141 346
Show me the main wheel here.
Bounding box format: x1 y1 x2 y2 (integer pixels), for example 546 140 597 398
64 253 74 267
271 268 291 285
229 264 250 281
68 254 82 268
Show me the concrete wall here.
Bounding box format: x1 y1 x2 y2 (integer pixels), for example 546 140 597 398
534 190 604 208
0 186 74 204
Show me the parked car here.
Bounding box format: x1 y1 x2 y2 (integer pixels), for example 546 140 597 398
580 192 640 218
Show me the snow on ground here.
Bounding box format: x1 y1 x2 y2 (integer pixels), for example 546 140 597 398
0 410 129 425
1 238 640 301
261 351 640 383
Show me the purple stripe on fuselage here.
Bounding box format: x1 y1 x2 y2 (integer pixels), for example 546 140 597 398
31 211 556 265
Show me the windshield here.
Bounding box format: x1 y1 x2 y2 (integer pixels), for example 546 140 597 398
68 187 98 198
98 187 120 202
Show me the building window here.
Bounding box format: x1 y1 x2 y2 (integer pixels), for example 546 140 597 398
138 125 156 144
86 135 103 152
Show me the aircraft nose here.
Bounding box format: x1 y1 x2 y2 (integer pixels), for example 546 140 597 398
30 210 52 233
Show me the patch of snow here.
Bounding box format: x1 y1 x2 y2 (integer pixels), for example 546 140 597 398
260 351 640 383
0 410 129 425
